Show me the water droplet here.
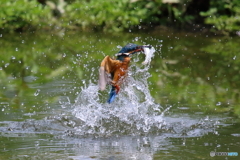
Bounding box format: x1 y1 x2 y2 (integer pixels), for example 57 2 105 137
216 102 221 106
15 48 18 51
117 45 122 49
182 141 186 146
35 141 40 148
4 63 9 68
204 116 209 121
236 31 240 36
34 89 40 96
134 37 139 41
233 56 236 60
22 40 25 43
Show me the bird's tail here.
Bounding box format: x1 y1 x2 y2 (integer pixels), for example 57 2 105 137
107 86 117 103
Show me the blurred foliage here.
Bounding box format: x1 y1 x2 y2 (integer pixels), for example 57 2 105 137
0 0 52 32
0 0 239 34
62 0 183 32
200 0 240 35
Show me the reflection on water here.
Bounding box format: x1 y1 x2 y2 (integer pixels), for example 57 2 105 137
0 31 240 159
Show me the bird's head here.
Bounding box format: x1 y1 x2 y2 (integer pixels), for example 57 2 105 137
116 43 152 59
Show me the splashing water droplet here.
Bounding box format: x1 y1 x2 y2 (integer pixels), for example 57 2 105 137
73 62 164 136
236 31 240 36
117 45 122 49
134 37 140 41
4 63 9 68
34 89 40 96
142 46 156 65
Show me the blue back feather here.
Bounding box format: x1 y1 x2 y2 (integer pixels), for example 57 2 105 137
118 43 139 53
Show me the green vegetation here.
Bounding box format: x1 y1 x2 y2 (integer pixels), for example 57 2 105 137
0 0 239 34
64 0 149 32
0 0 51 32
200 0 240 35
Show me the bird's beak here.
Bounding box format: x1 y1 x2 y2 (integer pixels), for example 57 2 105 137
122 45 153 56
142 45 152 49
137 45 152 52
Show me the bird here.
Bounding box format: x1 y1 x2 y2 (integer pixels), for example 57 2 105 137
98 43 153 103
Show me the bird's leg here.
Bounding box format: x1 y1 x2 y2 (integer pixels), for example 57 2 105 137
115 85 120 94
111 81 120 94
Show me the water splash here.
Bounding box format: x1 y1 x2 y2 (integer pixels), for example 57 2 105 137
34 89 41 96
73 63 165 136
142 46 156 65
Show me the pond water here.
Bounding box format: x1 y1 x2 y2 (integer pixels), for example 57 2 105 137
0 30 240 160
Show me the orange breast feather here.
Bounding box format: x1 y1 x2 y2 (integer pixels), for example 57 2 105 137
98 56 130 90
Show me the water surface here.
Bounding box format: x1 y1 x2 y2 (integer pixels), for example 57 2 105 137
0 30 240 160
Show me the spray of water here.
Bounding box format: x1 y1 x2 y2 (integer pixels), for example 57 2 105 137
72 56 167 136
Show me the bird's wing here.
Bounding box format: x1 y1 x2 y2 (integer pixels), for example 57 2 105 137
98 56 121 91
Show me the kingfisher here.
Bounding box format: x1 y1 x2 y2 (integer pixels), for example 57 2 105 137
98 43 153 103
